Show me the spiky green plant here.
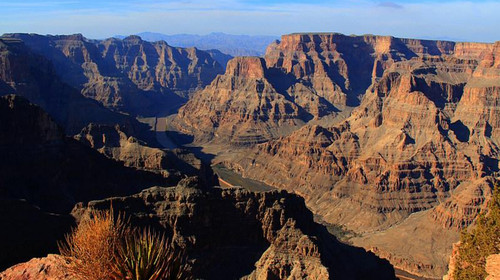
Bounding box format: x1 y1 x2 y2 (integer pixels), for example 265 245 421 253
113 227 190 280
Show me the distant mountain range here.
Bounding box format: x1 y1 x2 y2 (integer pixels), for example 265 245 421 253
114 32 278 57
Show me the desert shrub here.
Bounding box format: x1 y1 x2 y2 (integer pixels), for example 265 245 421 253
59 209 190 280
454 184 500 280
59 209 125 280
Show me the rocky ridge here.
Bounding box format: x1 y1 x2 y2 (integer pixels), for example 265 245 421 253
75 123 217 187
0 181 397 280
71 180 396 280
0 94 167 269
0 93 396 279
176 56 310 145
3 33 224 115
173 33 500 278
0 36 146 135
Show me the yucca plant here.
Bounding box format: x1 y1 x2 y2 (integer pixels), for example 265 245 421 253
113 227 190 280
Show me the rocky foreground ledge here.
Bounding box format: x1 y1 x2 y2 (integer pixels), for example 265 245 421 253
1 179 396 280
71 179 395 279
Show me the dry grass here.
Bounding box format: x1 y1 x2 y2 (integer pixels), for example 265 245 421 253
59 209 125 280
59 208 190 280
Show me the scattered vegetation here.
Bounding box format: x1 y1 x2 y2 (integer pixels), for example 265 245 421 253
59 208 190 280
59 209 124 280
324 222 359 243
454 184 500 280
113 228 189 280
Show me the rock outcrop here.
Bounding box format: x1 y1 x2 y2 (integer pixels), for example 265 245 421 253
0 94 396 279
0 94 166 213
71 180 396 280
486 254 500 280
0 254 74 280
173 33 500 278
0 95 168 269
75 123 217 187
1 181 396 280
3 33 224 115
0 36 149 135
175 57 310 144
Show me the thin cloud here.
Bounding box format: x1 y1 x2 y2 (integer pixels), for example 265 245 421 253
0 1 80 8
377 1 403 9
0 0 498 43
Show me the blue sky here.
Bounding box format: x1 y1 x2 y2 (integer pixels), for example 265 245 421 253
0 0 499 42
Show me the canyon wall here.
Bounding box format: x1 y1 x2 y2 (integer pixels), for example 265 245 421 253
3 33 224 115
174 33 500 278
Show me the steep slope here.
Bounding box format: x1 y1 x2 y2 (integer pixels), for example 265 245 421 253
1 182 396 280
4 33 224 115
174 33 463 146
173 33 500 278
444 185 500 280
264 33 456 107
175 57 311 145
173 56 342 145
71 180 396 280
0 94 396 278
0 94 166 214
75 123 217 187
0 37 146 135
0 94 170 270
205 49 233 69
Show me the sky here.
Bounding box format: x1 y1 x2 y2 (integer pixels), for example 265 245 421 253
0 0 499 42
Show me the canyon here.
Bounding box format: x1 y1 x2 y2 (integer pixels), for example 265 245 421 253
0 31 499 279
172 33 500 278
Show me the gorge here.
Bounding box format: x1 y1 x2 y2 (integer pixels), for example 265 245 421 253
0 31 499 279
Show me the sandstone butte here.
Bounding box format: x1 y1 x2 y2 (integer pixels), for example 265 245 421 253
171 33 500 278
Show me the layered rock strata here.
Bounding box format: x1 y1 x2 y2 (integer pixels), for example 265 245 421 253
0 95 167 269
0 37 151 135
72 180 396 280
3 33 224 115
75 123 217 187
173 33 500 278
175 57 312 144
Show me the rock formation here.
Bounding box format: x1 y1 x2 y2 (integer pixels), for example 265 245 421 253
175 57 312 145
71 179 396 280
205 49 233 69
173 33 500 278
2 29 499 279
0 36 149 135
0 94 396 279
75 123 217 187
0 177 397 280
0 94 168 269
0 254 75 280
3 33 224 115
486 254 500 280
